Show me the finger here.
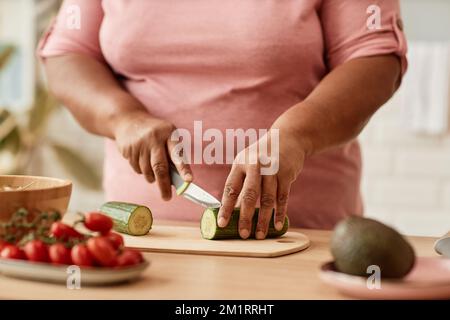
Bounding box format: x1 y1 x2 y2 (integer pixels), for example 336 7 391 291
139 147 155 183
256 174 277 240
239 164 261 239
218 165 244 228
167 139 193 182
129 145 142 174
120 144 131 160
275 178 291 231
235 196 242 208
150 147 172 200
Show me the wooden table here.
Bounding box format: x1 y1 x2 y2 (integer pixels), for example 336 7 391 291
0 222 439 300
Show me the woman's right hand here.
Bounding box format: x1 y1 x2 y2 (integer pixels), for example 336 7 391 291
44 55 192 200
113 110 193 200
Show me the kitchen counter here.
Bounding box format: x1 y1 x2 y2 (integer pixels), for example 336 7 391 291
0 221 439 299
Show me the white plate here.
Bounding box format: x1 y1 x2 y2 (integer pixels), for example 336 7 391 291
0 258 150 286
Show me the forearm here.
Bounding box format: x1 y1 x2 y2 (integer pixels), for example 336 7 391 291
44 54 149 139
272 55 401 156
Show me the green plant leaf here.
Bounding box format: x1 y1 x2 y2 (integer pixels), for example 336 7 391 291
0 46 15 70
0 126 21 152
27 85 59 136
50 142 102 190
0 127 22 175
0 109 18 142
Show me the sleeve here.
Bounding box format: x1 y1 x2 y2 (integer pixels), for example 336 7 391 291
321 0 407 75
37 0 105 62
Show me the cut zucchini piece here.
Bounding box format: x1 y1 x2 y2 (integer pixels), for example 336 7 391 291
176 181 190 196
201 207 289 240
100 202 153 236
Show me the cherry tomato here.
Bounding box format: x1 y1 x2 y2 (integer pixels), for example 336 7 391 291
0 245 26 260
116 249 143 267
23 240 50 262
87 237 117 267
84 212 113 235
50 222 83 240
49 243 72 265
71 244 94 267
106 232 124 250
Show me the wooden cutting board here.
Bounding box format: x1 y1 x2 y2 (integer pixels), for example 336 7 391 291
122 225 310 258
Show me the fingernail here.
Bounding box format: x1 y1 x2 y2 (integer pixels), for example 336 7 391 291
184 173 193 181
240 229 250 239
256 231 265 240
275 221 283 231
218 217 226 227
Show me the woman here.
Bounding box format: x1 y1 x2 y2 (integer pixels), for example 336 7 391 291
39 0 406 239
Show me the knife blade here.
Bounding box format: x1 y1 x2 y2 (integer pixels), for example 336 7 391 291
170 167 221 208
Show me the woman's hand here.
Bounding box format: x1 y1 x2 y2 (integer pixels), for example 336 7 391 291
44 55 194 201
216 56 401 239
113 110 193 200
217 128 308 239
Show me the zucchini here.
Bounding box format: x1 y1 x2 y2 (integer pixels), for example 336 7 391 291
200 207 289 240
176 181 190 196
100 202 152 236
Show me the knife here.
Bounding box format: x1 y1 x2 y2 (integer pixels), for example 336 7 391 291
434 232 450 258
170 167 221 208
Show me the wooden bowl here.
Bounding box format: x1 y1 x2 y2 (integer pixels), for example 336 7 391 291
0 175 72 222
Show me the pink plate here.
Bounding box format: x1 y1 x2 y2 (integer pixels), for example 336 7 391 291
319 257 450 299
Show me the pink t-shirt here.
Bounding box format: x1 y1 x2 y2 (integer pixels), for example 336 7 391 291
39 0 407 229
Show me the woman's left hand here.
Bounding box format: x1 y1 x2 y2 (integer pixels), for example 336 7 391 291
217 127 308 239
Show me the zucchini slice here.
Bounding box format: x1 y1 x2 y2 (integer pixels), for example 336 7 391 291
201 207 289 240
100 202 153 236
176 181 190 196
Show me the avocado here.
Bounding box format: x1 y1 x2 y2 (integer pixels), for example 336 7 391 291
330 216 415 278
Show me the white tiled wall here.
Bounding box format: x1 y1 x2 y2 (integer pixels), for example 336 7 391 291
361 93 450 236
